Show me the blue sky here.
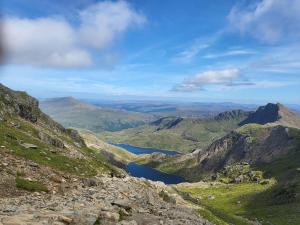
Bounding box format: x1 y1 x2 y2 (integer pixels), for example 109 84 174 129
0 0 300 104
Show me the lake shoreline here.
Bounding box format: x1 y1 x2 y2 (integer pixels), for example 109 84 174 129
110 142 182 154
111 143 180 155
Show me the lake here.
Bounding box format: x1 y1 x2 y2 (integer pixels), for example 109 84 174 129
112 143 179 155
112 143 185 184
126 162 185 184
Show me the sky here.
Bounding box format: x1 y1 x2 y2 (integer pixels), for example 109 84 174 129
0 0 300 104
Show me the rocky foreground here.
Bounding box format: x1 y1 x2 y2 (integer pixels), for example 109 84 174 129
0 175 210 225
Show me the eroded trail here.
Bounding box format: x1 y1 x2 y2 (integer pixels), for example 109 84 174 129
0 175 210 225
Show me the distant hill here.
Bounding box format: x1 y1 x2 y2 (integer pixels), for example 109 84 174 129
139 124 300 181
138 103 300 182
0 83 121 179
91 100 257 118
100 110 250 153
40 97 155 133
239 103 300 128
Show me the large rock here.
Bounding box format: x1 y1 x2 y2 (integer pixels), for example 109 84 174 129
38 132 65 148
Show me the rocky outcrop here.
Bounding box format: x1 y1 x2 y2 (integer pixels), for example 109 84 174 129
185 124 297 180
0 173 209 225
214 109 250 121
0 84 39 123
151 117 184 131
65 129 86 147
239 103 300 128
0 83 89 148
0 83 65 132
38 131 65 148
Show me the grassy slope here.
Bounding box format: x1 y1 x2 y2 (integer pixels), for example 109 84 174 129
176 128 300 225
100 117 245 153
40 98 154 133
78 129 136 163
0 118 114 177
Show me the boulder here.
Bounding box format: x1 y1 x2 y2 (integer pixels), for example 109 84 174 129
20 143 38 149
38 132 64 148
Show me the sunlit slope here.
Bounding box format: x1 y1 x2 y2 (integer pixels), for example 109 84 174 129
40 97 154 133
100 110 249 153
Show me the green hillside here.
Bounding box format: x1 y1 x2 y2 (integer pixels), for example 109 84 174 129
0 84 121 178
40 97 154 133
177 140 300 225
100 110 249 153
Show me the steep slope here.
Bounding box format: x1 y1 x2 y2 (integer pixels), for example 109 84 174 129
175 127 300 225
0 84 117 178
141 124 299 181
0 84 210 224
40 97 154 133
101 110 250 153
239 103 300 128
78 129 136 167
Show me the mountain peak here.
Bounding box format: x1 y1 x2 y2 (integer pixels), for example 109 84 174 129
214 109 250 121
239 102 300 128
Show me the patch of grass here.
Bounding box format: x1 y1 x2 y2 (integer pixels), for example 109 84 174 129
197 207 229 225
159 190 173 203
0 119 112 177
178 182 275 225
93 218 101 225
16 170 26 177
16 176 48 192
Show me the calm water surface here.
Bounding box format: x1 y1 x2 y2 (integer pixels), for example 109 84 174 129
126 162 185 184
112 143 179 155
112 143 185 184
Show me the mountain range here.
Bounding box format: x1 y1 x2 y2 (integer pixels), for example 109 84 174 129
1 83 300 225
0 83 209 224
100 110 250 152
40 97 155 133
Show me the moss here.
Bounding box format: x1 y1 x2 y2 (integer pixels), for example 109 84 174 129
159 190 175 203
16 171 26 177
197 207 229 225
118 209 128 221
93 218 101 225
16 176 48 192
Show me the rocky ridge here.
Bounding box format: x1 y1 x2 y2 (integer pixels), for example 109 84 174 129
0 83 209 224
239 103 300 128
0 152 209 225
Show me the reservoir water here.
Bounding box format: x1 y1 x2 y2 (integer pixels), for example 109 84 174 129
112 143 185 184
112 143 179 155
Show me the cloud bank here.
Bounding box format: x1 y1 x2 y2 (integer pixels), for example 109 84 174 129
2 1 145 68
228 0 300 43
173 68 253 92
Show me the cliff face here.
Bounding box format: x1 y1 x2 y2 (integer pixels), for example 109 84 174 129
193 125 295 178
239 103 300 128
0 84 86 146
214 109 250 121
141 123 300 182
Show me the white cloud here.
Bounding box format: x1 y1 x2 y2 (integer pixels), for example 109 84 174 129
228 0 300 43
173 43 209 63
2 1 145 68
249 44 300 73
79 1 145 49
204 49 257 59
172 68 254 92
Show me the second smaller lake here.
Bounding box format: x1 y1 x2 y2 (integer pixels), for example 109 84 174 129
126 162 185 184
112 143 179 155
